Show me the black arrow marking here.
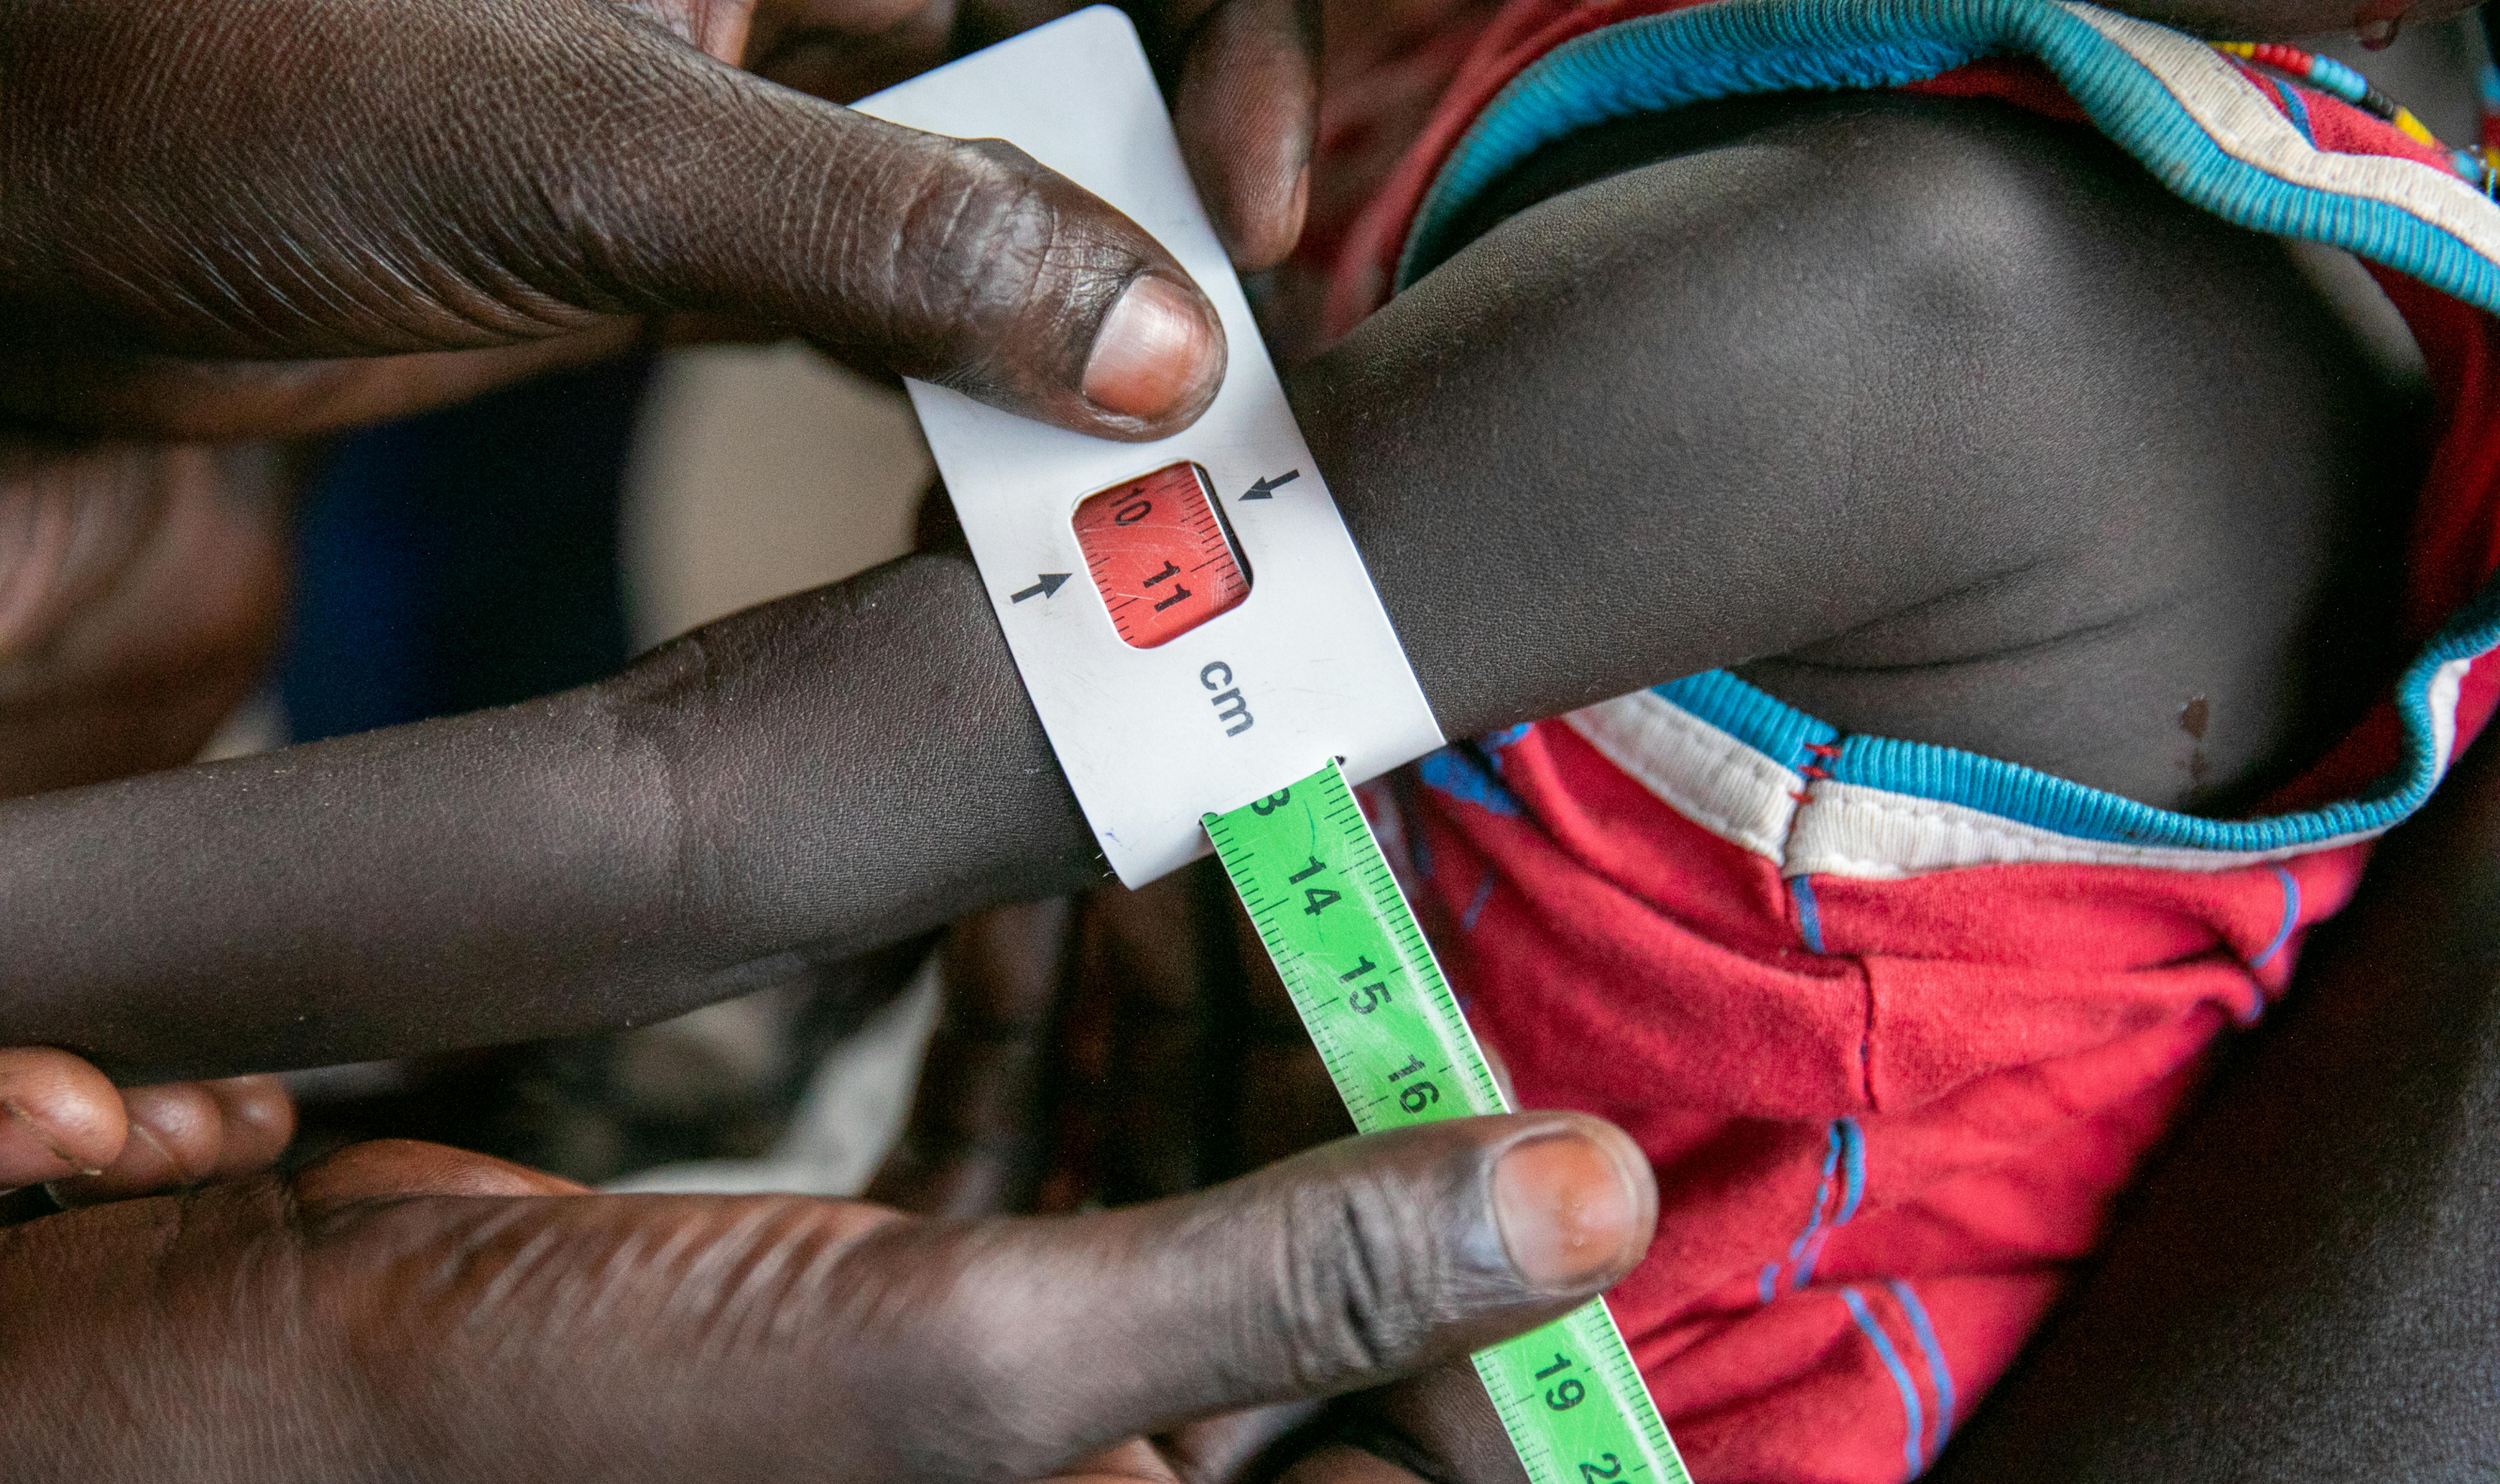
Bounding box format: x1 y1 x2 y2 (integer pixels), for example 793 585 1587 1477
1241 469 1302 500
1011 573 1072 603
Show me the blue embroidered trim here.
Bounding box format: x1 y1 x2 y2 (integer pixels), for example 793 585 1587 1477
1888 1280 1958 1457
1788 874 1828 953
1654 590 2496 850
1658 670 1838 771
1841 1287 1930 1476
2249 866 2302 969
1825 571 2500 848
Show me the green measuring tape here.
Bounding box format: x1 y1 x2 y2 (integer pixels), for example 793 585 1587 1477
1205 759 1692 1484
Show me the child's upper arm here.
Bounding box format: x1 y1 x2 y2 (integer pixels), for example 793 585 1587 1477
1300 92 2413 806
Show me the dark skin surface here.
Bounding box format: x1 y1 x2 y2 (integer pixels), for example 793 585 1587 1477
0 1118 1660 1484
0 0 1252 443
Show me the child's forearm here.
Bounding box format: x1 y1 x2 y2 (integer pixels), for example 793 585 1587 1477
0 554 1101 1083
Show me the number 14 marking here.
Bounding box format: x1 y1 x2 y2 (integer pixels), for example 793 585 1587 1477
1287 853 1339 915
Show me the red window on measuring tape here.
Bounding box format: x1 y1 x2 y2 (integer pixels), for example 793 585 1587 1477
1074 463 1251 648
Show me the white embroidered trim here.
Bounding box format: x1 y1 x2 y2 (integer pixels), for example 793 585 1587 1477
1565 691 1799 862
1562 691 2400 881
1784 780 2385 880
2065 4 2500 266
2428 655 2473 785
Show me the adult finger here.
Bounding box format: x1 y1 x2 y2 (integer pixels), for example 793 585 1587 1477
1271 1363 1527 1484
0 325 647 441
1091 867 1235 1203
1167 0 1322 269
805 1113 1658 1478
867 898 1074 1216
0 0 1228 441
49 1075 297 1207
1279 1446 1433 1484
1158 1401 1328 1484
49 1082 216 1204
1329 1362 1530 1484
0 1047 121 1189
201 1076 298 1179
292 1137 590 1203
324 1116 1655 1481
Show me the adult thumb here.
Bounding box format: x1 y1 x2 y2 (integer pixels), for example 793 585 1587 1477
555 94 1232 439
0 0 1228 441
840 1112 1659 1480
247 1116 1650 1482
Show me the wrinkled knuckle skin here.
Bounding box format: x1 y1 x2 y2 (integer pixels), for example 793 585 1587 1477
1252 1138 1508 1394
802 1218 1079 1484
866 136 1135 401
1267 1169 1447 1387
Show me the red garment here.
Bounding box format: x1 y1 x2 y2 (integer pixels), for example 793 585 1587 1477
1310 4 2500 1479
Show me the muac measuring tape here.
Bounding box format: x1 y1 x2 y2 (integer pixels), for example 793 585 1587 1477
860 15 1691 1484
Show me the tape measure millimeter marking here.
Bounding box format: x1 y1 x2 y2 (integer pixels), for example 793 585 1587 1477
1206 761 1693 1484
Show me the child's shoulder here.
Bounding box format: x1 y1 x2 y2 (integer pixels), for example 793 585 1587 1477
1329 79 2422 813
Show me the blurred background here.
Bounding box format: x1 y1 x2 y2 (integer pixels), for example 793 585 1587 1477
261 342 946 1195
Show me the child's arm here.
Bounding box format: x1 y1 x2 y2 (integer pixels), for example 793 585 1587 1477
0 92 2402 1082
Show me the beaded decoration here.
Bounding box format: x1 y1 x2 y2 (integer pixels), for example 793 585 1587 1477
2214 35 2500 193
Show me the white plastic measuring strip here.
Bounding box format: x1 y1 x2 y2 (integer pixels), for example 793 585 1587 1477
855 7 1446 888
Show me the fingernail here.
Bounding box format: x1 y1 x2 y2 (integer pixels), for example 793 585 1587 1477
2354 3 2404 48
1083 275 1223 422
1491 1127 1648 1293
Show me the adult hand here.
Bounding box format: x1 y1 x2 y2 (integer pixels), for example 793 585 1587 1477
1003 1 1323 270
1145 0 1325 271
0 0 1227 442
870 863 1348 1219
0 1113 1656 1482
0 1047 294 1207
865 848 1530 1484
748 3 1323 271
